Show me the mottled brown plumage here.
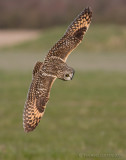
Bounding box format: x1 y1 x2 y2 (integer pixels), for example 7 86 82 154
23 7 92 132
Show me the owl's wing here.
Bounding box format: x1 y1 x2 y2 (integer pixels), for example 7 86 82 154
23 62 56 132
46 7 92 62
32 61 43 78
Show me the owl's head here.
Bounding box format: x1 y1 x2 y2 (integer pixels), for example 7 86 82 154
63 69 75 81
43 57 75 81
56 63 75 81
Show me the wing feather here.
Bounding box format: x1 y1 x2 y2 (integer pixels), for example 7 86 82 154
32 61 43 78
46 7 92 61
23 70 56 132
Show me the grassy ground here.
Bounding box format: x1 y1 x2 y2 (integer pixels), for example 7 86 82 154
0 24 126 160
0 71 126 160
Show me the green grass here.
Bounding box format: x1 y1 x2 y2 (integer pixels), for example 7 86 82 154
1 24 126 53
0 70 126 160
0 24 126 159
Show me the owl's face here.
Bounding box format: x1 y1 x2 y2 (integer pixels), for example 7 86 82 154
63 69 75 81
57 64 75 81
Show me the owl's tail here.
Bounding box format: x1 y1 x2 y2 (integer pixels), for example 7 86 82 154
65 7 92 41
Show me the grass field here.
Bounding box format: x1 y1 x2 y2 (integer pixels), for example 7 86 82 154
0 71 126 160
0 24 126 160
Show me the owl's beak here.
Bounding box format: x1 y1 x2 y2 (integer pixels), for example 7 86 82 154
71 70 75 80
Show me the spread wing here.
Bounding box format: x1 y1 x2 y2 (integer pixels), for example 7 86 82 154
23 62 56 132
46 7 92 62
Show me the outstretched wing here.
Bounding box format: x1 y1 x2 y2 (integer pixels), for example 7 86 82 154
23 62 56 132
46 7 92 62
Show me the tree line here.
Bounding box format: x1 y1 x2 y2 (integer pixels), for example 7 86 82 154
0 0 126 29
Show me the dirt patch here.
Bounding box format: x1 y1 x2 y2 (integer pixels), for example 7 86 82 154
0 30 39 47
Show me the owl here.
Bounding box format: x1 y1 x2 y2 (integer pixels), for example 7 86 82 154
23 7 92 132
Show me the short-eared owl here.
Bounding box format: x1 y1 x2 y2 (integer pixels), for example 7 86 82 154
23 7 92 132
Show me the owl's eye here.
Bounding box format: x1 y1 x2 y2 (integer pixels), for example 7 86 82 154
65 74 69 77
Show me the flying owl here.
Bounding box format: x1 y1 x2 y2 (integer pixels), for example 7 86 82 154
23 7 92 132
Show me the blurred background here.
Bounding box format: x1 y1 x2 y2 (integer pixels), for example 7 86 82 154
0 0 126 160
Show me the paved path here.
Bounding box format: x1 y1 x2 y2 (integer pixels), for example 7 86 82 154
0 52 126 72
